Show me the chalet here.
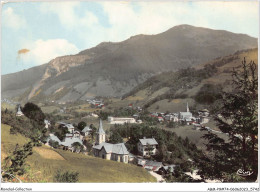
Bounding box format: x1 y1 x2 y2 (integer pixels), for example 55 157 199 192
73 130 81 138
65 124 75 133
60 137 83 151
138 137 158 156
16 105 24 117
44 120 51 129
198 109 210 117
108 116 136 124
81 126 91 136
57 122 75 133
92 119 130 163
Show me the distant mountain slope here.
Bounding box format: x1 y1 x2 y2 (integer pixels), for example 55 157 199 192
2 25 257 103
119 48 258 112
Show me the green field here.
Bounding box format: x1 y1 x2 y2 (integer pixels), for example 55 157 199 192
1 124 156 183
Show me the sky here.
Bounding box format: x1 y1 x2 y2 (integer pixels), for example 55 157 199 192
1 1 259 75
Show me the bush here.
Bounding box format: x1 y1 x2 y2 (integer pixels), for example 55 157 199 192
54 170 79 183
78 121 87 131
49 139 59 148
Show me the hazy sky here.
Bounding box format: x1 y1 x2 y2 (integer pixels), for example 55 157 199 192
1 1 259 75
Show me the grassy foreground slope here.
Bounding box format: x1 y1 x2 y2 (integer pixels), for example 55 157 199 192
1 124 156 183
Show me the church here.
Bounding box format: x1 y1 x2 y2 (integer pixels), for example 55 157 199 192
178 103 193 121
92 119 130 163
16 105 24 117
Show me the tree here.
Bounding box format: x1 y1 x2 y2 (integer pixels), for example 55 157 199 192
89 124 97 140
78 121 87 131
54 124 70 141
109 131 123 144
49 139 59 148
54 170 79 183
3 142 33 177
71 142 83 152
197 58 258 182
22 102 45 123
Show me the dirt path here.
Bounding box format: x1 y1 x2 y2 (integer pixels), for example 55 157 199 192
149 171 165 183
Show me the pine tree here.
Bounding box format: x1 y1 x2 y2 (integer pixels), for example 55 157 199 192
197 58 258 182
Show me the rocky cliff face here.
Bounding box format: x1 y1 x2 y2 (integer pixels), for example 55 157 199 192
2 25 258 103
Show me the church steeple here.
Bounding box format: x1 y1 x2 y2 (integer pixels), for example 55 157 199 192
96 119 106 145
187 102 189 112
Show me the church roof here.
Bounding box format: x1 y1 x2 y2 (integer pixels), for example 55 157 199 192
139 138 158 146
93 142 129 155
97 119 105 134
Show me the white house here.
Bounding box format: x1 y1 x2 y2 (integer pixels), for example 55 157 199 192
65 124 75 133
73 130 80 138
92 119 129 163
81 126 92 136
60 137 84 151
44 120 51 129
108 116 136 124
138 138 158 156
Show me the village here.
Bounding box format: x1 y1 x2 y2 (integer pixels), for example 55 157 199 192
12 101 216 182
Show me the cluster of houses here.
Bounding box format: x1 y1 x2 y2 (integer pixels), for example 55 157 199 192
92 119 161 165
45 122 94 152
87 99 105 108
145 103 209 126
14 103 184 179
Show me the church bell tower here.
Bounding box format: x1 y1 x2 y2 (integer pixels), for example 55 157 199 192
96 119 106 145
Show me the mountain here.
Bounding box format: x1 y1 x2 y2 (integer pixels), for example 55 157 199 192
2 25 257 103
117 48 258 113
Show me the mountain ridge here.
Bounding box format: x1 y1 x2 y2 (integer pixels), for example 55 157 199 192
2 25 258 103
